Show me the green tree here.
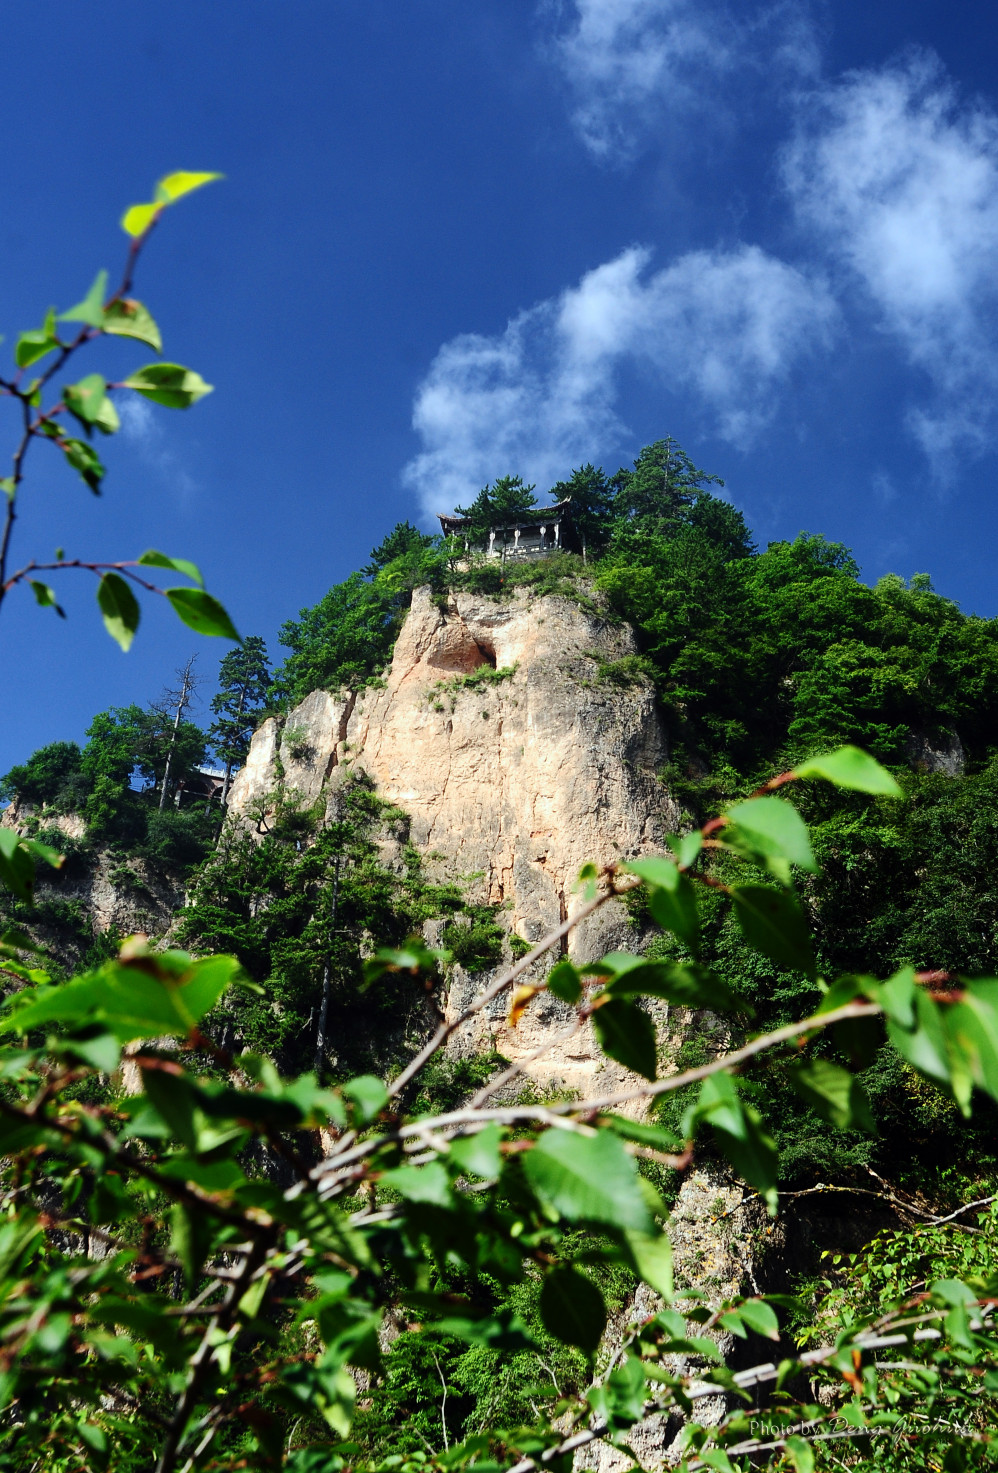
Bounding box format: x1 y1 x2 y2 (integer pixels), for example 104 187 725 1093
271 571 400 707
453 474 539 542
209 636 271 805
612 436 720 519
8 745 998 1471
547 462 615 556
362 521 435 576
80 703 206 839
0 740 83 808
270 533 445 707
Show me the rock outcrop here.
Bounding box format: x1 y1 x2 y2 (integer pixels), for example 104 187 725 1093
228 584 682 1093
0 800 185 966
231 585 679 930
228 584 793 1464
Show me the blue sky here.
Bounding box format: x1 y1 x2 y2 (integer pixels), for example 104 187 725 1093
4 0 998 773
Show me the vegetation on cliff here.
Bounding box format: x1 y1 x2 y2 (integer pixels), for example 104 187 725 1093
4 180 998 1470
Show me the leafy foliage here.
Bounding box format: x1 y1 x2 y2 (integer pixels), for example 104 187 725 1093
208 635 271 793
0 175 231 644
4 750 998 1472
0 741 83 808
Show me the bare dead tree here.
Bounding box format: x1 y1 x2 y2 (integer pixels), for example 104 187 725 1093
156 655 199 811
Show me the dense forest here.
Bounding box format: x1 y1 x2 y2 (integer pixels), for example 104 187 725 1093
6 436 998 1468
8 434 998 1185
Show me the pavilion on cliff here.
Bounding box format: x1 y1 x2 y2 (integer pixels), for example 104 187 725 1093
436 498 581 559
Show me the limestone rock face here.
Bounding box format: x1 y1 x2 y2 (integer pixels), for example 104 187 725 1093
230 586 679 943
228 584 681 1089
905 727 965 777
0 799 184 965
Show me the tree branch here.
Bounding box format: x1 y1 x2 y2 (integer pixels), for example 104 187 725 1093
384 869 630 1100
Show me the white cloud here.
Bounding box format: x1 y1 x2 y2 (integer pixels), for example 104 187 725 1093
404 243 836 518
785 53 998 463
543 0 819 161
118 395 158 443
118 395 198 505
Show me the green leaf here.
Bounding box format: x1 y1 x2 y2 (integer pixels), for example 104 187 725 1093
875 967 918 1028
623 1228 673 1299
142 1067 198 1148
362 939 446 988
449 1124 503 1179
378 1161 452 1207
170 1202 212 1291
62 437 105 493
0 478 14 499
433 1310 534 1352
887 989 951 1093
165 587 239 640
737 1297 780 1341
175 954 245 1022
539 1266 606 1354
120 173 221 237
793 745 902 796
64 373 108 426
522 1129 652 1231
689 1073 778 1209
29 581 65 618
700 1450 736 1473
604 957 744 1013
341 1074 388 1126
16 314 59 369
154 170 224 202
238 1272 270 1321
2 952 242 1042
725 795 817 876
0 928 44 958
102 298 162 352
93 395 120 435
546 958 582 1005
97 573 140 651
603 1115 684 1153
783 1439 815 1473
592 997 657 1080
626 857 701 956
121 362 213 407
120 202 161 238
666 831 703 868
943 981 998 1106
138 548 204 586
0 831 40 903
62 1030 121 1073
731 884 816 978
791 1058 875 1132
59 270 108 328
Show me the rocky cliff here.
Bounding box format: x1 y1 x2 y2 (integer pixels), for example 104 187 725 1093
0 803 185 967
228 584 684 1093
231 585 678 928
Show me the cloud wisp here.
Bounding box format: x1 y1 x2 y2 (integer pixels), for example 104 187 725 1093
543 0 819 162
404 243 836 518
786 53 998 466
118 396 199 507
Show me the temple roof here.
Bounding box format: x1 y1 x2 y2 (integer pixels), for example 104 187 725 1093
437 497 573 535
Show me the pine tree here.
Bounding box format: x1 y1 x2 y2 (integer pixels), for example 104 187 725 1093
453 475 538 541
209 637 271 805
547 463 615 557
611 437 723 527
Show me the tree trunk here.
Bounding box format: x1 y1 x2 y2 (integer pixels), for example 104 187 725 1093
219 688 245 807
159 658 197 811
314 857 341 1079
